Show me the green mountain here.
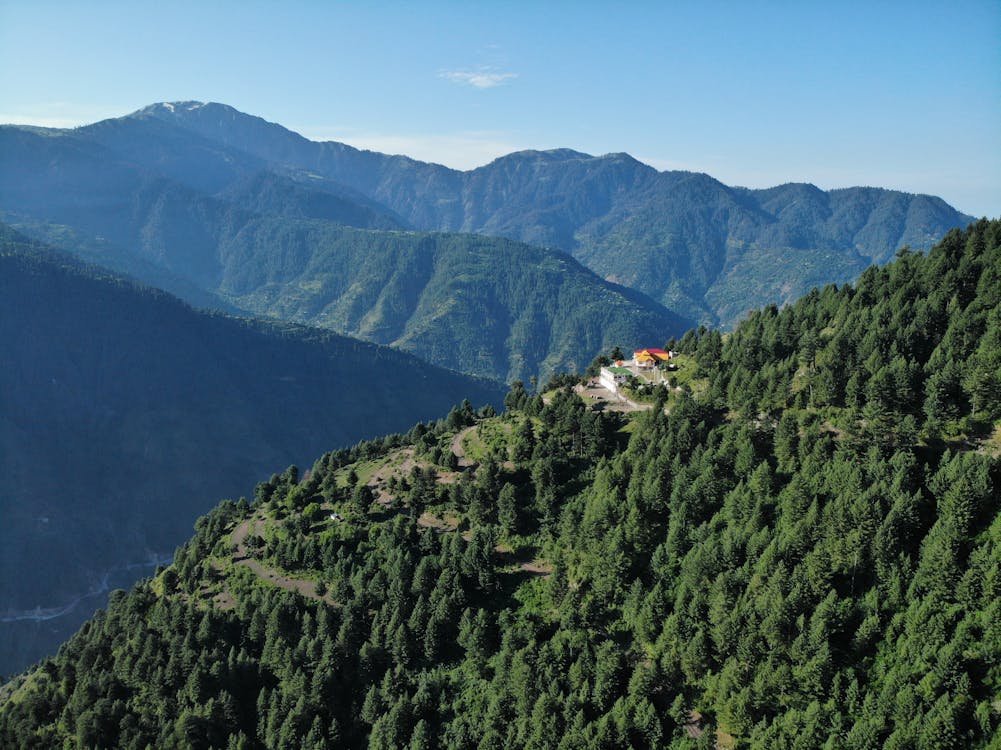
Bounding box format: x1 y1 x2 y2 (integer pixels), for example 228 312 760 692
0 124 690 383
3 221 996 748
132 101 975 326
2 103 973 340
216 171 407 231
213 223 688 383
0 225 505 676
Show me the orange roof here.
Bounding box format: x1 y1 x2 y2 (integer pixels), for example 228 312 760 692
634 348 670 360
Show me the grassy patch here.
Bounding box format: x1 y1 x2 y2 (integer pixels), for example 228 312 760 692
619 419 639 434
665 354 709 396
986 423 1001 457
462 420 515 462
332 458 382 487
0 671 41 708
460 428 487 461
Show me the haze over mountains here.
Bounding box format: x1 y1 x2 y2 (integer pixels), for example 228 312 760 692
0 102 973 380
0 225 505 674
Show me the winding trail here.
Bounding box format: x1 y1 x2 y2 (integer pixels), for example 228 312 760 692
223 517 334 606
450 426 477 467
217 439 552 605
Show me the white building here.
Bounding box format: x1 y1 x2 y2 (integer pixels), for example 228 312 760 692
599 366 632 393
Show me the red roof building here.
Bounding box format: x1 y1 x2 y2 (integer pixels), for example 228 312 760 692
633 348 672 368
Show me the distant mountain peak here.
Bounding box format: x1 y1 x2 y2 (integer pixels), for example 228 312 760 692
489 148 593 165
543 147 592 160
772 181 824 193
596 151 637 162
133 101 208 116
130 101 263 127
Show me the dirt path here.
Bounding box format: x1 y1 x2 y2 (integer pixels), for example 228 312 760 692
517 560 552 577
494 546 552 578
416 510 456 532
223 516 334 605
236 557 328 601
685 710 704 739
231 517 254 551
576 381 652 413
451 426 477 467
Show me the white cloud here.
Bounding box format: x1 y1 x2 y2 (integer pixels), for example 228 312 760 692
439 69 518 89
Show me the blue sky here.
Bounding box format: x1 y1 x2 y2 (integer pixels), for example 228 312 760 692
2 1 998 216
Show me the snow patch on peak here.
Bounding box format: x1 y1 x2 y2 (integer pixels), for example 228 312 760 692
151 100 207 113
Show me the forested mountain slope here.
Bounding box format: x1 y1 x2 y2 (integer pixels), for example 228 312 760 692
0 226 504 676
2 223 996 748
0 125 689 384
211 224 689 383
132 101 974 326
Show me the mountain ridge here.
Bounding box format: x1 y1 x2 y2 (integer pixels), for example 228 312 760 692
121 101 977 326
3 102 974 333
0 125 692 383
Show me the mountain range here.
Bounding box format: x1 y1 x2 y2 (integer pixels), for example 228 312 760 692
0 117 689 384
123 102 977 322
0 102 973 381
0 225 504 675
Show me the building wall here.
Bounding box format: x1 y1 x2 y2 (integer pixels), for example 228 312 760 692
600 368 619 393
